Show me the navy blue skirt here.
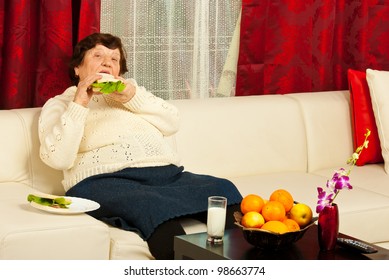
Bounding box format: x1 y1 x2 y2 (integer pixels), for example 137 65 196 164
66 165 242 240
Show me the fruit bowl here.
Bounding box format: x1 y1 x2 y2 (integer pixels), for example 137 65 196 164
234 212 317 250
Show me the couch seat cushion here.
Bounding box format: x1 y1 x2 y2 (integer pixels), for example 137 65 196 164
108 226 153 260
313 164 389 196
0 184 110 259
229 171 323 209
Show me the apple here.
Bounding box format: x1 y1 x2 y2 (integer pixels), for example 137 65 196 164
241 211 265 228
289 203 313 227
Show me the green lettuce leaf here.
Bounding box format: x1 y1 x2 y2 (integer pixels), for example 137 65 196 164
27 194 72 209
91 81 125 94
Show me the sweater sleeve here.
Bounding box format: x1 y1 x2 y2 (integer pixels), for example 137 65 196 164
122 79 180 136
38 89 89 170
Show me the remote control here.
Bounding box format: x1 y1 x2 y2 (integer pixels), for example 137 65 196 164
337 238 378 254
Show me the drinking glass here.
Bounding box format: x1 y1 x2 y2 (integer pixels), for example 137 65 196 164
207 196 227 243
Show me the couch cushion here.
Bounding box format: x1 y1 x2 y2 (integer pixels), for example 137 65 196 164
313 164 389 197
366 69 389 174
375 242 389 249
312 165 389 243
347 69 383 165
108 226 154 260
108 217 209 260
288 91 354 172
0 184 110 259
169 95 308 178
0 108 64 195
229 172 324 211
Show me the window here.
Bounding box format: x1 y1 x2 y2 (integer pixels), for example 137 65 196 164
101 0 241 99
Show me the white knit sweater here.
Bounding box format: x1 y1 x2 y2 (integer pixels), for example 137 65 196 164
38 80 181 192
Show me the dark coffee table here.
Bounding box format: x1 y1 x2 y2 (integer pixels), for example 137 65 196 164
174 225 389 260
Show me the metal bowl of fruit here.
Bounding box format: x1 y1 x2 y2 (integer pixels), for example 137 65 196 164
234 211 317 250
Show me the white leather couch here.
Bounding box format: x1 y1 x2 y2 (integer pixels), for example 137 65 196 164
1 89 389 260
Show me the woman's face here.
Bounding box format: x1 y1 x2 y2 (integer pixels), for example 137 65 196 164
74 44 121 80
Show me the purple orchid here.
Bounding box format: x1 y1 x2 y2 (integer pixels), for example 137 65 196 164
330 168 352 191
315 169 352 213
316 129 371 214
316 187 334 213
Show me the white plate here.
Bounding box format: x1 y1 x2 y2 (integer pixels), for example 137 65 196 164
29 196 100 214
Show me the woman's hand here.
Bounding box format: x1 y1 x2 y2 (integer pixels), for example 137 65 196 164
108 77 136 103
73 73 103 107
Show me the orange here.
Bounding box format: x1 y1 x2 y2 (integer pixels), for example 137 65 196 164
261 201 286 221
261 221 289 234
240 194 265 214
241 211 265 228
269 189 294 212
283 218 300 232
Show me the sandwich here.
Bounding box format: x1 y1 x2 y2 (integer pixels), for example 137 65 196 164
90 73 125 94
27 194 72 209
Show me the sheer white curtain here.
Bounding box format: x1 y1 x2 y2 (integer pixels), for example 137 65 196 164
100 0 241 99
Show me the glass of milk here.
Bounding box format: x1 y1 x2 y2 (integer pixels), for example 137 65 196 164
207 196 227 244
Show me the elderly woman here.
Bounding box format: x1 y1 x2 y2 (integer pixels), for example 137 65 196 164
38 33 242 259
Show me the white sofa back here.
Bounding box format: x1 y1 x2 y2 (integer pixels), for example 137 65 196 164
288 90 354 172
169 90 353 178
0 90 353 196
0 108 64 196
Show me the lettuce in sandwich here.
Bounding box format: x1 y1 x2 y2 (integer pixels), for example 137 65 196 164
27 194 72 209
91 73 125 94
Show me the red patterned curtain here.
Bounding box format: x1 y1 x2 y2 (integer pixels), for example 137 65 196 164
0 0 100 109
236 0 389 96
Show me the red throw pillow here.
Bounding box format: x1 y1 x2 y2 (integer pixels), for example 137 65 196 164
348 69 383 165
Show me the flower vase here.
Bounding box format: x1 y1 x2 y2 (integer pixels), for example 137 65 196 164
318 203 339 251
